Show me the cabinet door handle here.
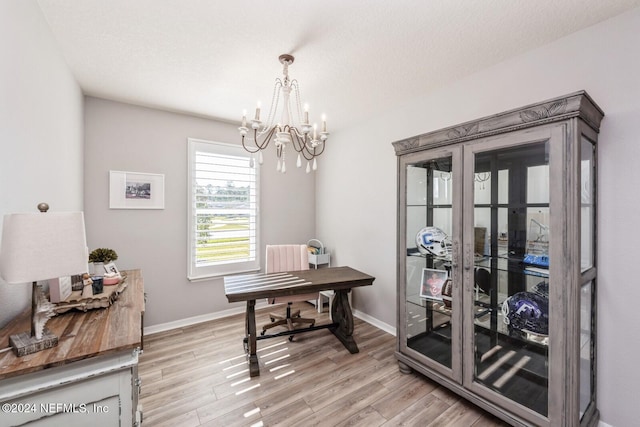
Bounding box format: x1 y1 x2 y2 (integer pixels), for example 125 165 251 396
464 244 472 271
451 240 459 268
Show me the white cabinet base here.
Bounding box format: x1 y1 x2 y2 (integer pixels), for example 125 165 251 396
0 349 141 427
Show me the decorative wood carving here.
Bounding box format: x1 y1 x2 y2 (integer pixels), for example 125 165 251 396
519 98 568 122
447 122 479 139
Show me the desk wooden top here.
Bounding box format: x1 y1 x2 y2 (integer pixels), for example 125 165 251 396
0 270 145 380
225 266 374 303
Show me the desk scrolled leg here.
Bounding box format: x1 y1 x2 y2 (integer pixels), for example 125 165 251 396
246 299 260 377
330 289 358 353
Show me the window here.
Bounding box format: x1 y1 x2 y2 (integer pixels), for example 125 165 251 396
188 138 259 280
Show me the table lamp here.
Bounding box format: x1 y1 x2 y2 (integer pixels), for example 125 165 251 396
0 203 88 356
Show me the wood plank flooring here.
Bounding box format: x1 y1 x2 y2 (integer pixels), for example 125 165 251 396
139 302 509 427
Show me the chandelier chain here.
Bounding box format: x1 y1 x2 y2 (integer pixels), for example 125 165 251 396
258 80 282 136
292 80 303 125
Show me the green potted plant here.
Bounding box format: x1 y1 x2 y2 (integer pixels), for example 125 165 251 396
89 248 118 275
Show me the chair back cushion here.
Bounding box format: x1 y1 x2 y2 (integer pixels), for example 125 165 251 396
265 244 315 303
265 244 310 274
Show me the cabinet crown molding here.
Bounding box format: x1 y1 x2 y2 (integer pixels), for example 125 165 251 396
392 90 604 155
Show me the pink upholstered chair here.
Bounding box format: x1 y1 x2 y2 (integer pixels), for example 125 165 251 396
262 244 318 338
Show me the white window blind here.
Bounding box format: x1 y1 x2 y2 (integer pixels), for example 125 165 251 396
188 138 259 280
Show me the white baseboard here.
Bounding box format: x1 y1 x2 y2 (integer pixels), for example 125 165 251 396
144 301 269 335
353 309 396 336
144 303 395 337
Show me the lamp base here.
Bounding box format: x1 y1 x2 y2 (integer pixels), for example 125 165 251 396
9 328 58 357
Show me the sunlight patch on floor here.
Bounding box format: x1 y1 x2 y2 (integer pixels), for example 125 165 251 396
257 340 288 353
264 354 290 365
244 407 261 418
227 369 250 380
261 347 289 358
269 364 291 372
231 377 251 387
223 361 248 371
218 353 247 364
274 370 295 380
235 383 261 395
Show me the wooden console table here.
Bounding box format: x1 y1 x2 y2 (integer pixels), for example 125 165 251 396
0 269 145 426
224 266 374 377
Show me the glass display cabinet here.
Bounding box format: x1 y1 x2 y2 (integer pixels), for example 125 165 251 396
393 92 603 426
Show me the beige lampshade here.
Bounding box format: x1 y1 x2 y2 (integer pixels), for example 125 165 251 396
0 212 88 284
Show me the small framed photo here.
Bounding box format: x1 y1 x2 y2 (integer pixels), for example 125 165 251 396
420 268 449 300
103 262 121 277
110 170 165 209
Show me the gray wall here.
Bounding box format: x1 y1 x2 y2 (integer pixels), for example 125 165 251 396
84 97 316 327
0 0 84 328
316 8 640 427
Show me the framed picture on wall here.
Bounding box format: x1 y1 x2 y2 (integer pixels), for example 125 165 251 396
420 268 449 301
109 170 165 209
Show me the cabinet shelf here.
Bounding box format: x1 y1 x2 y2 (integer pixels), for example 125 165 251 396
474 256 549 277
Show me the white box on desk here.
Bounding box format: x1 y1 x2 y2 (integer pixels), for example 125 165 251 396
49 276 72 303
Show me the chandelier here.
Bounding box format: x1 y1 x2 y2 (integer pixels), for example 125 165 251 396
239 54 329 173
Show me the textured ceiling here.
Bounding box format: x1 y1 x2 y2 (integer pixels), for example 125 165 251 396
37 0 640 132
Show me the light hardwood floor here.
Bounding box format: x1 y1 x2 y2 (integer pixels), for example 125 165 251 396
139 302 508 427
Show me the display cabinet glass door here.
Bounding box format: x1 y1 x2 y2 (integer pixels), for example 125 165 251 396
579 133 597 420
463 129 556 422
401 148 461 379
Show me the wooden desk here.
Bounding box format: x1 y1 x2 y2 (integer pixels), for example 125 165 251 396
0 270 144 426
225 266 374 377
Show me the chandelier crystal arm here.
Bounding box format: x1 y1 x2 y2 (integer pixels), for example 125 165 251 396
241 126 278 154
288 129 326 161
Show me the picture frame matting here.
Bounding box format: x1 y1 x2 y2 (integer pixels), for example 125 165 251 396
109 170 165 209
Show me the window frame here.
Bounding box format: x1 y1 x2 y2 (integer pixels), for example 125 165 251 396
187 138 260 281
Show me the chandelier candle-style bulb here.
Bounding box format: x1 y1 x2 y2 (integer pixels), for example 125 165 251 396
239 54 329 172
